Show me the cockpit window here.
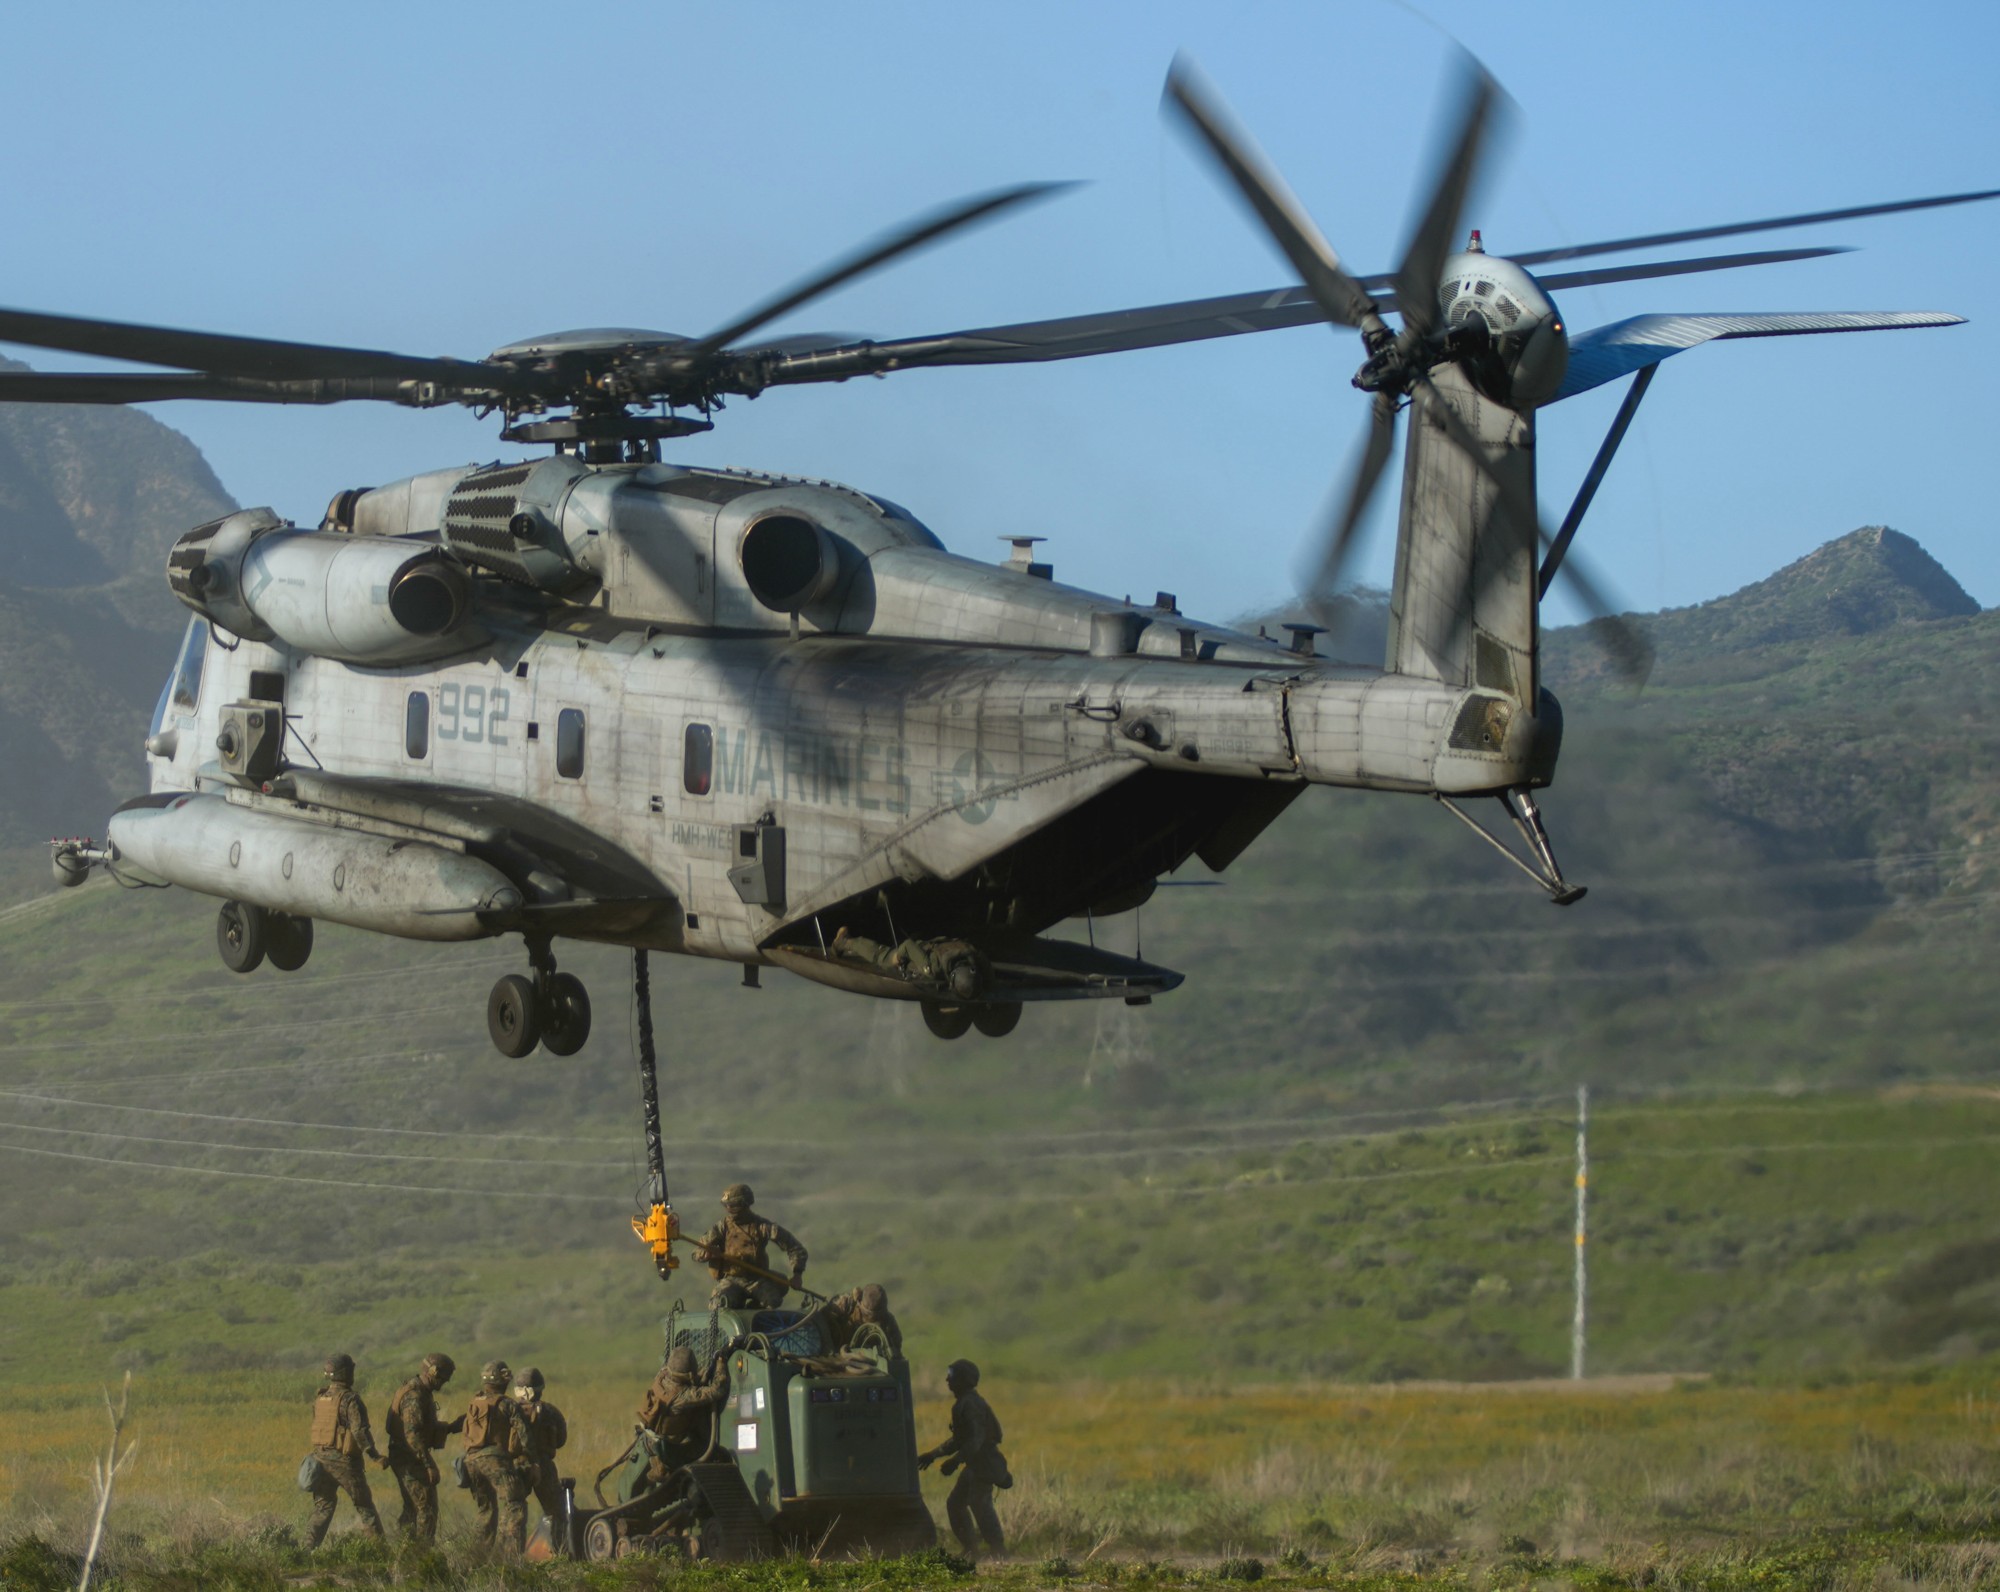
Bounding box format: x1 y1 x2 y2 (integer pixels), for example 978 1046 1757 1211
151 617 208 737
171 619 206 710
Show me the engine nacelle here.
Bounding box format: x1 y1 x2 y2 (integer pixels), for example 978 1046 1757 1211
167 509 483 665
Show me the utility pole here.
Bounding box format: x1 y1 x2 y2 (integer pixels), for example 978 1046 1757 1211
1572 1082 1589 1381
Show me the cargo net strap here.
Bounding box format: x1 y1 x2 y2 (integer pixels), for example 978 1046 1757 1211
672 1309 728 1368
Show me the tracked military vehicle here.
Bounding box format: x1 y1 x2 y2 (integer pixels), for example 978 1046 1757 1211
575 1303 933 1561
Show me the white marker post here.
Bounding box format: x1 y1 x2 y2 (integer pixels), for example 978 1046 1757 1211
1572 1083 1589 1381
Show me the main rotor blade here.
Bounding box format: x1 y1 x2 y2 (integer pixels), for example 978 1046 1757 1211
0 370 444 406
1393 58 1501 345
684 182 1076 361
0 372 275 404
0 306 482 384
747 245 1854 391
1303 391 1400 602
1163 55 1382 334
1511 187 2000 269
1534 245 1848 293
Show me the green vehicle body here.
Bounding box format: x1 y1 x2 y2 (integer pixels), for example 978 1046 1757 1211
582 1303 935 1560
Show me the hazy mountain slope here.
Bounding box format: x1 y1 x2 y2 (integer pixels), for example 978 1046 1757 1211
0 362 233 842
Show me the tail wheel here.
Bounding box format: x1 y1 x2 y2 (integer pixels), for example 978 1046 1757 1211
971 1003 1021 1038
488 973 542 1058
215 900 266 973
266 913 315 972
541 972 592 1056
921 1000 973 1040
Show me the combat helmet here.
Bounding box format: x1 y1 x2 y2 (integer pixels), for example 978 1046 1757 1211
946 1358 979 1390
858 1283 890 1317
324 1352 355 1384
481 1358 512 1389
518 1366 545 1394
721 1182 754 1208
421 1351 456 1382
666 1346 698 1379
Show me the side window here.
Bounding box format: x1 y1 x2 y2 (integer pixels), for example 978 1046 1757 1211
171 618 206 710
556 708 586 779
405 691 430 760
683 723 713 796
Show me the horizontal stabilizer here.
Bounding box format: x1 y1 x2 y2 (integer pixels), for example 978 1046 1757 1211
1552 311 1966 403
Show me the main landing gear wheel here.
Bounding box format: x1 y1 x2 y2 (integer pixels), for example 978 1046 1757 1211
216 900 266 973
921 1000 973 1040
489 973 542 1058
265 913 314 972
972 1003 1021 1038
540 971 592 1056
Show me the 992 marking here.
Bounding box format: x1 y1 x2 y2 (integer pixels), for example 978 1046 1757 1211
435 682 510 745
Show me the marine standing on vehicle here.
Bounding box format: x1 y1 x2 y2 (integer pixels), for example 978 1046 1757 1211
513 1366 568 1533
303 1352 386 1549
918 1359 1010 1559
461 1359 536 1555
695 1183 808 1308
383 1351 464 1543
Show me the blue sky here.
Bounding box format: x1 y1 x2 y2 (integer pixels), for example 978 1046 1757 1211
0 0 1992 625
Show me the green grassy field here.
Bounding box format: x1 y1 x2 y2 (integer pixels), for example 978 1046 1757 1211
7 1069 2000 1586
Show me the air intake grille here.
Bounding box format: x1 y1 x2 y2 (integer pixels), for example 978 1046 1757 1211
443 462 540 583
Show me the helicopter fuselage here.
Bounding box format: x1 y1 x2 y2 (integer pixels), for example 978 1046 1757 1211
108 449 1556 1029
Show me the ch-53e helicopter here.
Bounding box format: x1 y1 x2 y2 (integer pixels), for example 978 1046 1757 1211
16 58 1990 1058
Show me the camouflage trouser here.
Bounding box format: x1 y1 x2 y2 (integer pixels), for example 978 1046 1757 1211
386 1448 440 1541
711 1276 787 1309
465 1449 530 1554
529 1463 565 1528
945 1470 1004 1557
305 1447 384 1548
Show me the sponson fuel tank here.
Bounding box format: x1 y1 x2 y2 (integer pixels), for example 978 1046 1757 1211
107 793 520 940
167 508 483 665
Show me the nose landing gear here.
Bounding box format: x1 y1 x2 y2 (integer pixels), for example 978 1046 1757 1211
487 936 593 1058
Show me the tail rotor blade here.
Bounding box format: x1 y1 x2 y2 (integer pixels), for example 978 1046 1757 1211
1303 391 1400 602
1393 57 1503 345
1163 57 1385 337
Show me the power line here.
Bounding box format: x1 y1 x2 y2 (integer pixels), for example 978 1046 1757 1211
0 1140 622 1204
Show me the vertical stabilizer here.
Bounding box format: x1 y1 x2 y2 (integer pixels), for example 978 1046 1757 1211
1384 364 1539 703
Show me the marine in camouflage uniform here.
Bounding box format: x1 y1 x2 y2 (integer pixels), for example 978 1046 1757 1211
304 1352 386 1549
383 1351 464 1542
818 1283 904 1358
695 1184 808 1309
512 1366 569 1533
461 1359 536 1555
918 1359 1009 1558
832 929 988 1001
636 1346 731 1476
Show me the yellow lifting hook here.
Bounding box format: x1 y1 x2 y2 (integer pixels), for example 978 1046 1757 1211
632 1202 681 1277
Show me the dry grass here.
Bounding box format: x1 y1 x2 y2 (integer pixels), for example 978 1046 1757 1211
9 1370 2000 1569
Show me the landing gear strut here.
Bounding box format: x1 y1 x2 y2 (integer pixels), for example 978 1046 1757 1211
488 935 593 1058
1435 787 1587 906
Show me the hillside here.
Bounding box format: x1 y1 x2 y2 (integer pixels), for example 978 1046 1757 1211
1 403 1997 1388
0 359 233 843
